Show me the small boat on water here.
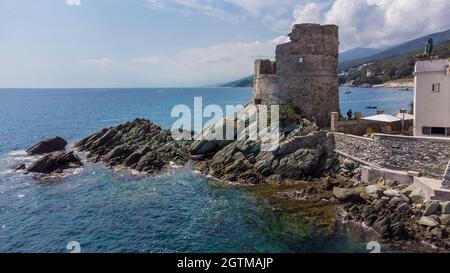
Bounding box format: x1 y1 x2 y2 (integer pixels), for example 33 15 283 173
366 106 378 109
345 88 352 94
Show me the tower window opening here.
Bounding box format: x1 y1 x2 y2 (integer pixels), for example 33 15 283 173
432 83 440 93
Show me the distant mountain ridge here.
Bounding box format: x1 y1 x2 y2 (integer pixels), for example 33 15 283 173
339 28 450 71
339 47 381 62
340 39 450 87
220 75 253 88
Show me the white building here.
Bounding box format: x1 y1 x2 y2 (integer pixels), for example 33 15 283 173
414 58 450 137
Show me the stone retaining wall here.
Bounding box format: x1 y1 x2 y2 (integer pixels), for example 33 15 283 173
333 133 450 180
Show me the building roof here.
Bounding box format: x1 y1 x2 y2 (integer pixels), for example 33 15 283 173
415 59 450 74
362 114 401 123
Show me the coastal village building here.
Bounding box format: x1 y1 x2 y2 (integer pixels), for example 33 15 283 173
366 68 375 77
252 23 339 127
414 58 450 137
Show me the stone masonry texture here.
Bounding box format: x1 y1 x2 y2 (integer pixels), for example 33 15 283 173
333 133 450 180
252 24 339 128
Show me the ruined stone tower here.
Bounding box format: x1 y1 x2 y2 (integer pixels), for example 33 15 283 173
253 23 339 127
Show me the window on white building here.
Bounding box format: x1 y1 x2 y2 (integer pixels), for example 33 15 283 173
431 127 446 135
422 127 447 136
432 83 440 93
422 127 431 135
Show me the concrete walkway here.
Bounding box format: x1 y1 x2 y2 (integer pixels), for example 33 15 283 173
414 177 450 201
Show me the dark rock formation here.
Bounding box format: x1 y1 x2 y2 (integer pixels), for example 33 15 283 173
75 118 191 174
13 164 26 172
192 130 338 184
26 137 68 155
338 183 450 248
333 187 365 203
27 152 82 174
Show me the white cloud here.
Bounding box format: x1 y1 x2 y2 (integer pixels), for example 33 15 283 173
66 0 81 6
128 37 286 86
145 0 306 31
71 0 450 87
134 0 450 85
148 0 450 50
79 58 115 66
293 0 450 50
292 3 324 25
145 0 243 22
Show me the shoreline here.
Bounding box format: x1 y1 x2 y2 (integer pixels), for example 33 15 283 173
342 80 414 90
7 116 450 253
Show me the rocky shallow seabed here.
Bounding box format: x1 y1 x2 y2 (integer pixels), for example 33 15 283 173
11 117 450 252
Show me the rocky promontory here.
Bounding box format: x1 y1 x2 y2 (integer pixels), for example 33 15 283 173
14 115 450 251
192 130 338 184
12 137 83 179
26 151 83 174
26 136 68 155
75 118 191 173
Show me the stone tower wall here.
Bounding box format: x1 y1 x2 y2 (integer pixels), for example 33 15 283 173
276 24 339 127
252 24 339 128
253 59 280 104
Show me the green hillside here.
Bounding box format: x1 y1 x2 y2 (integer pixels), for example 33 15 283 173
220 75 253 87
340 40 450 86
339 29 450 71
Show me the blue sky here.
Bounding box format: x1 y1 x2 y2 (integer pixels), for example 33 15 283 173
0 0 449 88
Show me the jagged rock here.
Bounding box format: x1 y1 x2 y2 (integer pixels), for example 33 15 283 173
439 214 450 225
26 137 67 155
13 164 26 172
373 216 391 238
383 189 400 198
373 198 389 211
366 185 383 199
190 119 234 157
409 187 426 204
190 140 231 157
419 216 440 227
342 158 356 170
27 152 82 174
397 202 411 214
255 160 272 176
401 184 415 196
75 118 191 174
192 127 336 184
389 196 404 208
441 202 450 214
423 201 442 216
333 187 364 203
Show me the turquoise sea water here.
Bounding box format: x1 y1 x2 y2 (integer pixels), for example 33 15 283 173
0 87 413 253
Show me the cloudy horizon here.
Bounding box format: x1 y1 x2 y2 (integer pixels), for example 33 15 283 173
0 0 449 88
